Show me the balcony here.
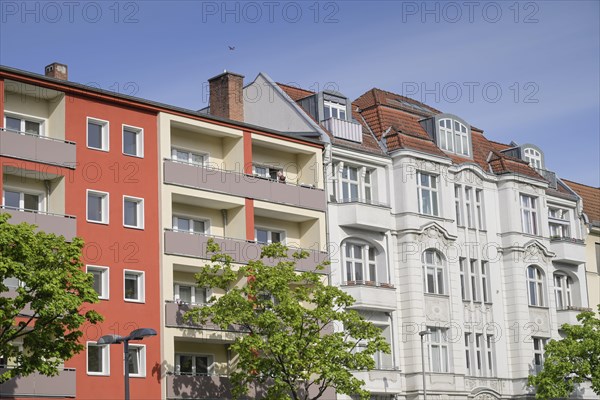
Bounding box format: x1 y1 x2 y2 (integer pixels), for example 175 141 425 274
322 117 363 143
334 200 392 232
556 306 592 327
550 237 586 265
0 128 76 168
0 368 76 398
342 281 396 311
351 370 402 394
164 230 329 273
165 301 247 332
163 159 326 211
0 206 76 240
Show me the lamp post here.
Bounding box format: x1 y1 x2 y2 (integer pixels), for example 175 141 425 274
98 328 157 400
419 330 432 400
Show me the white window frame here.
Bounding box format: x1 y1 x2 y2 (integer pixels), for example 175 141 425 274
124 270 145 303
87 341 110 376
532 337 547 374
127 344 146 378
548 206 571 239
86 190 109 224
427 327 449 373
459 257 469 301
86 265 109 300
455 185 463 226
520 194 538 235
465 187 474 228
123 196 144 229
464 333 472 375
475 189 485 230
527 265 545 307
417 172 439 216
341 165 360 202
486 334 495 376
524 148 542 169
252 164 282 180
2 187 45 212
423 250 445 295
122 124 144 158
554 273 573 310
364 169 373 203
175 353 215 376
480 261 491 303
324 100 347 120
172 215 208 234
171 147 207 166
174 282 208 305
438 118 469 156
343 241 379 284
4 112 46 136
87 117 109 151
255 227 285 244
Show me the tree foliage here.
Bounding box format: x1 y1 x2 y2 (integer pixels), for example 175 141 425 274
0 213 102 383
186 240 390 400
528 305 600 398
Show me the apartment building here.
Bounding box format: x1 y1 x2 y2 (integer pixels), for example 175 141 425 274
0 65 328 400
239 75 593 399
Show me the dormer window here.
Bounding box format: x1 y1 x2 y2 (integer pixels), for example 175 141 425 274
438 118 469 156
524 148 542 169
324 100 346 120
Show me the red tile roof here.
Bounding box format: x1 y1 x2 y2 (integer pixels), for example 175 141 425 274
562 180 600 224
276 83 314 101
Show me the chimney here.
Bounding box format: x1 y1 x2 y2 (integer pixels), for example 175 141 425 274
208 71 244 122
44 62 68 80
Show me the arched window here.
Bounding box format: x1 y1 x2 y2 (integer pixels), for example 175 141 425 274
438 118 470 156
524 148 542 169
423 250 446 295
343 240 386 285
553 273 573 310
527 266 545 306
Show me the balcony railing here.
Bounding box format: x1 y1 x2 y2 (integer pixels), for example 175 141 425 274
164 229 329 274
333 197 391 208
321 117 363 143
550 236 585 245
342 280 395 289
0 128 76 167
0 206 77 240
0 367 76 398
163 159 326 211
165 300 248 332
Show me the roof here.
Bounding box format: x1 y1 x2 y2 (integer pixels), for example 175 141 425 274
354 88 545 181
562 179 600 224
275 83 315 101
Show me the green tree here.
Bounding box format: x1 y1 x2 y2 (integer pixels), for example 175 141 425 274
0 213 102 383
187 240 390 400
528 305 600 398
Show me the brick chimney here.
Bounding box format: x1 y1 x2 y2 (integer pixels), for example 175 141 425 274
44 62 68 80
208 71 244 122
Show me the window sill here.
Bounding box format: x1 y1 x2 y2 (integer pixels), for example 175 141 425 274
122 152 144 159
87 146 109 152
87 219 109 225
124 298 145 304
528 305 549 310
424 293 450 299
124 224 145 230
87 372 110 376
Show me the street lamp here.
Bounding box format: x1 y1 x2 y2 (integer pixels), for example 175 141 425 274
98 328 157 400
419 330 432 400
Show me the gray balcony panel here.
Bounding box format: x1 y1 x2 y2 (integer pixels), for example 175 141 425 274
165 301 246 332
0 129 76 167
1 207 76 240
163 160 326 211
0 368 76 398
164 230 329 274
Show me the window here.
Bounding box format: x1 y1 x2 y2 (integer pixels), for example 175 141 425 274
423 250 445 295
527 266 545 307
438 118 469 156
554 273 573 310
475 189 485 229
475 333 483 376
364 170 373 203
255 228 284 244
5 114 43 135
87 342 109 375
417 172 438 216
124 270 144 302
427 327 449 373
175 354 214 376
481 261 490 303
324 100 346 120
524 148 542 169
172 216 206 234
87 266 109 300
455 185 463 226
459 258 469 301
548 207 570 239
464 333 472 375
174 283 208 304
123 196 144 229
532 337 547 374
172 148 206 166
344 242 379 284
465 187 474 228
341 165 359 202
373 325 392 369
87 118 109 151
486 335 495 376
87 190 109 224
123 126 143 157
520 194 538 235
127 345 146 377
470 259 479 302
253 164 283 181
2 189 42 211
465 332 495 377
596 243 600 274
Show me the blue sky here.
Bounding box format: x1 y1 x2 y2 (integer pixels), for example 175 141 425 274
1 0 598 186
